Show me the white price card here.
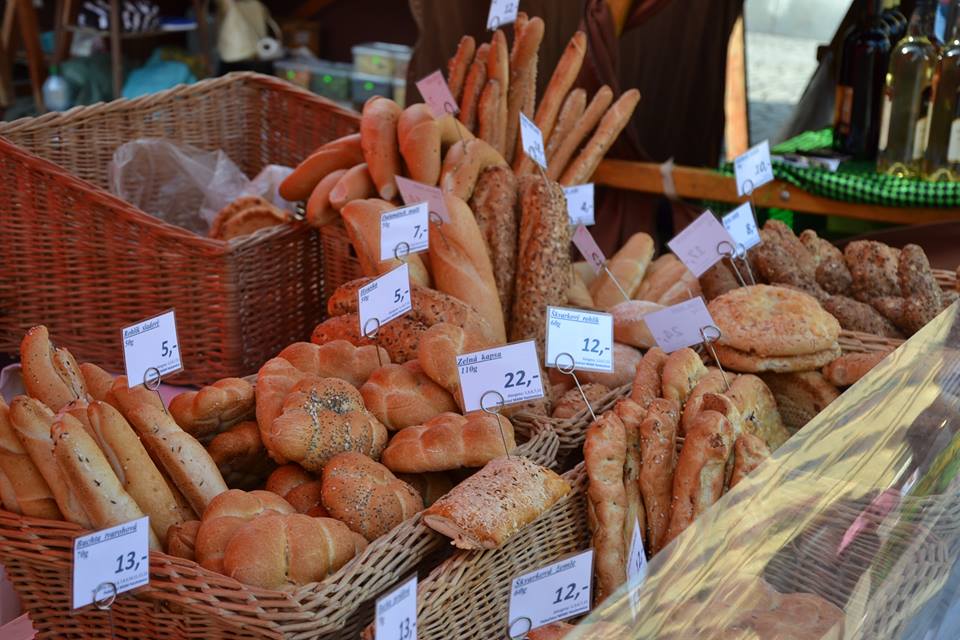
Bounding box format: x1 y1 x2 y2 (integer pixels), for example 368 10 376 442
572 223 606 274
121 310 182 388
545 306 613 373
380 202 429 261
72 516 150 609
508 549 593 633
457 340 544 413
486 0 519 30
626 518 648 617
375 574 417 640
666 210 735 278
416 69 458 117
519 112 548 170
642 296 717 353
722 202 761 251
733 140 774 196
396 176 451 224
357 264 412 336
564 184 595 226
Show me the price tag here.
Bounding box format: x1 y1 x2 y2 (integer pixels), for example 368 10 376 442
545 306 613 372
121 310 182 388
721 202 761 251
357 264 412 335
666 210 734 278
380 202 429 261
486 0 519 30
72 516 150 609
626 518 648 617
457 340 544 413
563 184 595 226
572 224 606 275
519 112 548 170
396 176 451 224
416 70 459 118
0 614 37 640
733 140 774 196
642 297 716 353
508 549 593 632
375 574 417 640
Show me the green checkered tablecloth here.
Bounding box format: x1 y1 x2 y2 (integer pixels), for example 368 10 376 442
721 129 960 208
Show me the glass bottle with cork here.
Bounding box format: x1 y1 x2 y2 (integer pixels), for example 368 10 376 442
924 0 960 180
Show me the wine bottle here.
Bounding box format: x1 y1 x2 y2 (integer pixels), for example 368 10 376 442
923 2 960 180
883 0 908 44
878 0 939 177
833 0 892 159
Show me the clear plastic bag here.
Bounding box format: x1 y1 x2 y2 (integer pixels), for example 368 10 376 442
108 138 293 234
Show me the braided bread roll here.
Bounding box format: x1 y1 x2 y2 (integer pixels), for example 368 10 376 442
266 464 326 516
208 421 274 491
381 411 515 473
279 340 387 389
417 322 489 411
169 377 255 442
196 489 295 573
0 397 60 519
360 361 457 430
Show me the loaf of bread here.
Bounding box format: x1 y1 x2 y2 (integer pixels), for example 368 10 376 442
208 420 274 491
168 377 255 443
195 489 295 573
19 325 87 412
0 397 60 519
423 456 570 549
223 513 367 589
381 411 516 473
166 520 200 560
639 398 679 554
340 198 431 286
469 165 519 319
265 464 326 516
584 411 627 604
80 362 115 403
51 414 160 549
610 300 664 349
279 340 388 389
417 322 488 411
589 233 654 309
311 313 427 364
360 361 458 430
321 452 423 541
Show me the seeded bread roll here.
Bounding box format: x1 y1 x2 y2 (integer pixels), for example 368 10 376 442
469 165 519 319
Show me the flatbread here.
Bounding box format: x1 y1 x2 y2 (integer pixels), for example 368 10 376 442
715 343 841 373
708 284 840 357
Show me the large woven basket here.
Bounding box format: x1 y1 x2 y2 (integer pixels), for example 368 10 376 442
0 419 558 639
319 222 364 314
0 73 359 385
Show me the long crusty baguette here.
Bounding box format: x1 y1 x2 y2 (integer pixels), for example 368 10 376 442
360 97 403 200
9 396 91 526
0 397 60 519
440 138 508 201
545 89 586 165
506 15 544 163
639 398 679 554
584 411 628 604
86 401 188 539
52 415 161 549
546 86 613 181
458 43 490 132
560 89 641 186
381 411 515 472
428 195 506 342
447 35 476 102
20 325 87 412
510 175 571 354
477 79 503 155
469 165 519 319
340 198 432 286
514 31 587 176
486 29 510 157
305 168 347 228
615 398 646 557
398 104 442 186
417 322 489 410
168 377 255 443
124 403 227 516
279 133 363 202
328 163 377 210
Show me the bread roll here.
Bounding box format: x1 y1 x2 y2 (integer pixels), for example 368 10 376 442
360 96 403 200
51 415 160 549
396 472 454 507
124 403 227 515
630 347 668 408
634 254 685 302
265 464 326 516
278 340 388 390
223 513 367 589
0 397 60 519
279 133 363 202
9 396 90 526
360 361 457 430
20 325 87 411
729 431 770 489
423 456 570 549
724 375 790 451
469 165 519 318
584 411 627 603
614 398 646 559
340 198 431 286
639 398 679 554
168 377 255 443
417 322 488 411
80 362 114 404
311 312 428 364
196 489 296 573
822 351 890 387
576 342 642 388
109 375 164 416
166 520 200 560
551 383 611 420
208 420 274 491
661 348 708 404
590 233 655 309
381 411 516 473
398 104 442 186
321 452 423 541
305 168 347 227
610 300 663 348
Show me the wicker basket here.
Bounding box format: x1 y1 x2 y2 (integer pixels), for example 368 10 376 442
319 222 364 314
0 419 557 639
0 73 359 386
838 329 904 355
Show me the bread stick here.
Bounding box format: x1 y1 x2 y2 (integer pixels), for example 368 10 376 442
477 79 503 154
546 86 613 181
506 16 544 163
0 397 60 519
584 411 628 604
305 168 347 227
447 35 476 102
639 398 679 554
279 133 363 202
360 97 403 200
546 89 586 165
487 30 510 157
560 89 640 186
20 325 87 412
458 43 490 132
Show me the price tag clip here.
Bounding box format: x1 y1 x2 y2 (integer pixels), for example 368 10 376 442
363 317 384 368
480 390 514 458
555 353 596 421
699 325 730 391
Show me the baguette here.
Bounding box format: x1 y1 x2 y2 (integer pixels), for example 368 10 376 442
514 31 587 176
340 198 432 286
440 138 508 201
9 396 91 526
506 15 544 163
0 397 60 519
311 313 427 364
638 398 679 554
590 232 655 309
305 168 347 227
614 398 646 558
360 97 403 200
328 163 377 210
279 133 363 202
398 105 442 185
168 377 255 443
458 43 490 132
560 89 641 186
447 35 476 102
428 194 506 341
52 415 161 549
477 79 504 154
547 87 613 181
584 411 627 604
546 89 586 165
381 411 515 473
124 403 228 515
469 165 519 318
360 361 457 430
486 30 510 157
20 325 87 412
